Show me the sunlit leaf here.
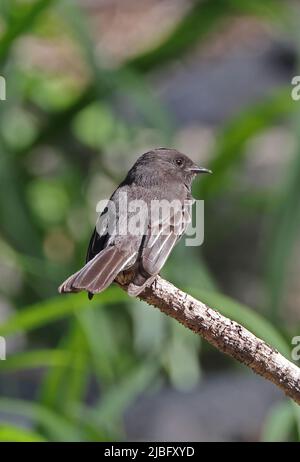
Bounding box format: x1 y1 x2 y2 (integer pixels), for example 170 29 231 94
0 286 128 336
0 424 47 442
0 349 70 371
0 398 80 442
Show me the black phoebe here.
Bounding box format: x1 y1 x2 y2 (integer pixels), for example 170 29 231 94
58 148 211 299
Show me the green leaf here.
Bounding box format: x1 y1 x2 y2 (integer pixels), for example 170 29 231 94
17 0 287 165
266 124 300 320
164 241 217 292
0 424 47 442
129 0 285 73
26 178 70 225
0 398 80 441
0 349 70 371
164 321 201 391
0 136 42 256
291 401 300 440
0 285 128 336
59 0 173 140
261 400 295 442
77 309 119 384
84 362 158 426
129 299 167 355
40 321 89 425
0 0 58 63
199 89 296 197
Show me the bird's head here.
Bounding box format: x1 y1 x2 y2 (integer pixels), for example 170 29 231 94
129 148 212 189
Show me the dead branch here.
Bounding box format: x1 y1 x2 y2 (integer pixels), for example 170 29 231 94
116 273 300 405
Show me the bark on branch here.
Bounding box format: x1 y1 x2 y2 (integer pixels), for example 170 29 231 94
116 273 300 405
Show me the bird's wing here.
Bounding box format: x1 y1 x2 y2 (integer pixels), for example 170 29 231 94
86 185 134 263
126 202 191 296
86 205 111 263
141 201 192 276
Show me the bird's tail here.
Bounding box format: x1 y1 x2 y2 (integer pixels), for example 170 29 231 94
58 246 133 297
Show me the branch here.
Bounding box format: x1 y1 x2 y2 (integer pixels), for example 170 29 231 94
116 274 300 405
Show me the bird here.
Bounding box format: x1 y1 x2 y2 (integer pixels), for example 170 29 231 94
58 148 211 299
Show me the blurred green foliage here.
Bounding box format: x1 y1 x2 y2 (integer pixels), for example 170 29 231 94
0 0 299 442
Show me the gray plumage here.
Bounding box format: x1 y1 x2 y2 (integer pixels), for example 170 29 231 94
58 148 211 298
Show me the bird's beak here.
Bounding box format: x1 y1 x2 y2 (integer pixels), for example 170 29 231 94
189 166 212 175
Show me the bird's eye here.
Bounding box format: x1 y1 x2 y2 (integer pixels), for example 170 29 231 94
175 158 183 167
